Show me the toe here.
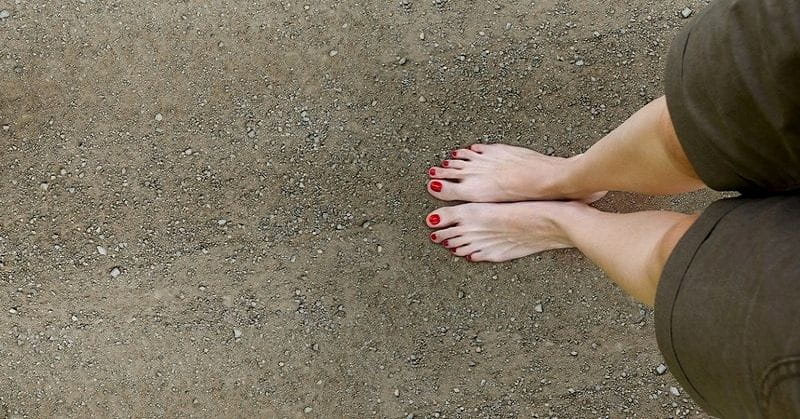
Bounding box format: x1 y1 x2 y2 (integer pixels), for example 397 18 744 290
429 226 462 244
428 167 464 179
427 179 474 201
450 148 481 161
425 207 459 228
468 143 487 153
452 242 482 257
445 235 472 249
440 159 466 169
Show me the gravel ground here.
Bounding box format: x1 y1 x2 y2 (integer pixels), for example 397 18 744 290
1 0 722 417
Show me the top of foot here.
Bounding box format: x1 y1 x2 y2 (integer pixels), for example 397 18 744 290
426 143 606 203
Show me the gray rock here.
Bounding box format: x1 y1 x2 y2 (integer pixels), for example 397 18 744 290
0 10 10 19
656 363 668 375
681 7 693 18
110 267 121 278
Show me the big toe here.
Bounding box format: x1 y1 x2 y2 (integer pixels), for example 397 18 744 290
427 179 477 201
425 206 460 228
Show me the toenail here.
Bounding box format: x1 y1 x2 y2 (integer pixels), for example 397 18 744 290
450 247 457 252
428 214 440 225
451 150 458 157
442 160 449 167
430 233 437 241
442 239 449 247
428 168 436 176
466 254 472 261
430 181 442 192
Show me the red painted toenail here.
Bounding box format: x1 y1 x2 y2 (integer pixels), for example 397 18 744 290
442 160 449 167
430 181 442 192
430 233 437 241
429 168 436 176
442 239 449 247
428 214 440 225
451 150 458 157
450 247 457 253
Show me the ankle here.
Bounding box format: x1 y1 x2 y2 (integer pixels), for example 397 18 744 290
553 154 592 198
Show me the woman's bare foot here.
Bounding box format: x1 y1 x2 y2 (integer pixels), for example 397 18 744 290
425 201 583 263
426 143 606 203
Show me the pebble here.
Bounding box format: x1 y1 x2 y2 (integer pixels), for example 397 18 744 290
398 57 407 65
534 303 543 313
217 219 227 226
419 32 425 40
394 389 400 397
681 7 693 18
233 328 242 338
575 59 585 66
97 246 107 256
670 386 680 396
9 308 18 314
329 50 338 57
418 95 426 103
656 363 668 375
40 183 49 191
0 10 10 19
184 148 193 156
155 113 163 121
570 351 578 356
110 267 121 278
304 407 313 413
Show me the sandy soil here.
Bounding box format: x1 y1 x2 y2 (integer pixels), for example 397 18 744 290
1 0 721 417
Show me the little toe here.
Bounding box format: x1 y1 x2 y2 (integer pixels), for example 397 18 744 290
428 167 464 180
450 148 481 161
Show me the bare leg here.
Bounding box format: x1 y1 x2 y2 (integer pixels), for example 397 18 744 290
426 202 698 306
427 96 706 202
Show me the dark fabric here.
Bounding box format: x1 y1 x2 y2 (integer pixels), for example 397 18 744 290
664 0 800 194
656 196 800 418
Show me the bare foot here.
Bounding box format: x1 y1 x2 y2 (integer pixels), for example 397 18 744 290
425 201 582 263
426 143 606 203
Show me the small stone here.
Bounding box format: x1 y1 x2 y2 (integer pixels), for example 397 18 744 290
475 346 482 353
110 267 121 278
233 328 242 338
9 308 18 314
184 148 193 156
60 168 67 176
575 59 585 66
329 50 338 57
656 363 668 375
505 22 512 30
304 407 313 414
418 95 426 103
534 303 543 313
155 113 163 121
97 246 107 256
570 351 578 356
0 10 10 19
419 32 425 40
217 219 227 226
394 389 400 397
398 57 407 65
681 7 693 18
670 386 680 396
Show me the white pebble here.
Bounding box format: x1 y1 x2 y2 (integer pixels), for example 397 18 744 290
0 10 10 19
681 7 693 18
217 219 227 226
304 407 312 413
97 246 107 256
39 183 49 191
110 267 121 278
534 303 543 313
233 328 242 338
670 386 680 396
656 363 668 375
155 113 163 121
329 50 338 57
184 148 193 156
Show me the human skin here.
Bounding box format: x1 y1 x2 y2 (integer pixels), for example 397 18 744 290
425 96 704 307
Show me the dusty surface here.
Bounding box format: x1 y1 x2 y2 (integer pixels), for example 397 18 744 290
1 0 720 417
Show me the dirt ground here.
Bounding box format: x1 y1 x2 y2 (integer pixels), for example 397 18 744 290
0 0 723 417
